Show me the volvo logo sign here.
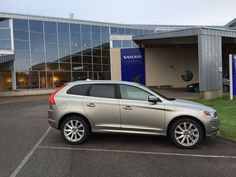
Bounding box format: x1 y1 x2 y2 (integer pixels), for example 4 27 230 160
123 55 143 60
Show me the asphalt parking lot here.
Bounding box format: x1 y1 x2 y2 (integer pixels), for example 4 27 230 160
0 97 236 177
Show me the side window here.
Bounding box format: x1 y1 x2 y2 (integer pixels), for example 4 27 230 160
89 84 115 99
67 84 91 96
119 85 152 101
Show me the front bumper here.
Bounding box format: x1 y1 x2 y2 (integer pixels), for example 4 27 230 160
205 118 220 136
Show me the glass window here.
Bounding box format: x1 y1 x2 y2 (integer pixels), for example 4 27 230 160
58 35 70 45
0 29 10 40
93 49 101 56
102 50 110 57
30 32 44 43
70 24 81 36
67 84 91 95
14 30 29 41
125 28 132 35
72 63 83 71
90 84 115 99
111 27 118 34
0 19 9 28
14 40 29 51
0 71 12 91
59 56 70 63
71 45 82 55
13 19 28 31
46 62 59 71
15 60 30 72
0 40 11 50
93 56 102 64
71 35 81 44
137 29 144 35
54 72 71 87
58 23 69 36
31 61 46 71
132 41 139 48
81 25 91 41
72 55 82 63
31 52 45 61
119 85 152 101
118 28 124 35
101 42 109 49
113 40 122 48
132 29 138 36
29 71 39 89
45 34 57 44
46 53 58 62
15 51 30 60
92 26 100 42
29 20 43 33
101 27 109 42
82 40 91 51
72 72 87 80
123 40 131 48
46 43 58 53
44 22 57 34
59 62 71 71
102 57 110 65
83 55 92 64
31 42 44 53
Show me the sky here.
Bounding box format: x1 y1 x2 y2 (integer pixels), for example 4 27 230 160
0 0 236 26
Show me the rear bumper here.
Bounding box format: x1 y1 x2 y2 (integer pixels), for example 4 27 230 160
48 107 59 129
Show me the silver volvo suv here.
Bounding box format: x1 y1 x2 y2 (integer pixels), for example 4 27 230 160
48 80 219 149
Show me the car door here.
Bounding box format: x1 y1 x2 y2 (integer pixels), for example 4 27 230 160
82 84 120 130
118 84 165 133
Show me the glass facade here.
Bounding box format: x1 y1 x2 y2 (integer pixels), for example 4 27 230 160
0 15 155 91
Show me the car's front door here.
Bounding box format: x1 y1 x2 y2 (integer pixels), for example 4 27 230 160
82 84 120 131
118 84 165 133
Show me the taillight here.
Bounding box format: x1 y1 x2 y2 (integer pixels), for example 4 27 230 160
49 85 66 105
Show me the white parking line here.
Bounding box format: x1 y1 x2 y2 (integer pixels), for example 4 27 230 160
9 127 51 177
37 145 236 159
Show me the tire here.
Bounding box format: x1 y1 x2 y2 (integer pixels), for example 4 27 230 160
169 118 204 149
223 85 229 92
193 86 199 93
61 116 90 145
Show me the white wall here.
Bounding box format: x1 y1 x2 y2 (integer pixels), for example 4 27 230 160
145 47 199 87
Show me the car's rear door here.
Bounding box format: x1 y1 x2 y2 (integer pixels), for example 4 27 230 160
82 84 121 131
118 84 165 133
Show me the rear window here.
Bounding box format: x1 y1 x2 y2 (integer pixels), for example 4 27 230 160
89 84 115 99
67 84 91 96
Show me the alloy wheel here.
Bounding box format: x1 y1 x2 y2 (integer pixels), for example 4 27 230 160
174 122 199 147
63 120 85 142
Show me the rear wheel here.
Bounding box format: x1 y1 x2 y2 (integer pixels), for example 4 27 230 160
61 116 90 144
169 118 204 149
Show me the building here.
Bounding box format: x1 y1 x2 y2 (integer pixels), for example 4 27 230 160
1 12 236 99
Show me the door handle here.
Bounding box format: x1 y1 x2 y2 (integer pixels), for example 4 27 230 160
87 103 96 107
123 106 133 110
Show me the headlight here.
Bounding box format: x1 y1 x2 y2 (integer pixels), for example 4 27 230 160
200 110 216 118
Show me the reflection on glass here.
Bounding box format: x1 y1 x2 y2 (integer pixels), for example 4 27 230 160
59 62 71 71
54 72 71 87
44 22 57 34
29 20 43 33
72 72 87 81
14 30 29 41
13 19 28 31
0 72 12 91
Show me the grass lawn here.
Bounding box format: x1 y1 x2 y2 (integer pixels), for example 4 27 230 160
195 97 236 142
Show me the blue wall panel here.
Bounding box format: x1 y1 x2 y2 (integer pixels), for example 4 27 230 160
121 48 145 85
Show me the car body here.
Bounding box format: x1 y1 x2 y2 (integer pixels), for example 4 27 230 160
48 80 219 149
186 78 230 92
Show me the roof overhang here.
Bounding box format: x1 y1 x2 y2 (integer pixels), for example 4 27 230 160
133 27 236 42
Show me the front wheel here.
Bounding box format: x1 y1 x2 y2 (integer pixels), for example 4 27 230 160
61 116 90 145
169 118 204 149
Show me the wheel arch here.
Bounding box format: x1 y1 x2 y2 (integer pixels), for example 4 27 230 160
167 115 206 138
58 113 92 132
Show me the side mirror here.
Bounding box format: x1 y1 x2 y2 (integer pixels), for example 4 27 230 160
148 95 160 103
